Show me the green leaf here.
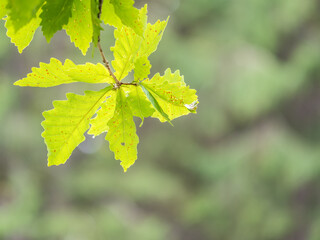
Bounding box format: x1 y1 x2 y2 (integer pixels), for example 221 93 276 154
88 90 117 136
42 86 113 166
111 7 168 81
125 85 155 125
140 83 171 124
110 0 143 36
149 68 187 86
64 0 102 52
111 25 142 80
64 0 93 55
142 69 198 122
134 55 151 82
138 17 168 57
14 58 75 87
40 0 74 42
14 58 112 87
6 0 42 31
101 0 145 36
111 6 147 80
0 0 8 19
106 88 139 172
5 8 41 53
100 0 122 28
65 62 115 84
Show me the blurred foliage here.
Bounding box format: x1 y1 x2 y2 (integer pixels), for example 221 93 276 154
1 0 320 239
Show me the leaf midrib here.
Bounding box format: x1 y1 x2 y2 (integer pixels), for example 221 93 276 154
142 83 185 107
52 86 112 163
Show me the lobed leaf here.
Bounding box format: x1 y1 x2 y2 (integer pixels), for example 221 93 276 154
64 0 93 55
111 5 147 80
133 55 151 82
100 0 122 28
5 8 41 53
110 0 143 36
42 86 113 166
111 7 168 81
14 58 75 87
161 68 186 84
65 62 115 84
142 69 198 122
111 25 142 80
125 85 155 125
0 0 8 19
101 0 144 36
88 90 117 136
106 88 139 172
149 69 186 85
138 17 168 57
40 0 74 42
6 0 42 31
14 58 113 87
140 83 171 124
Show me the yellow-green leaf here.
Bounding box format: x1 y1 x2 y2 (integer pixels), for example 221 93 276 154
14 58 75 87
88 89 117 136
140 83 172 124
110 0 143 36
149 68 186 85
111 26 142 80
110 5 147 80
6 0 42 31
142 69 198 122
42 86 113 166
100 0 123 28
138 17 168 57
125 85 155 124
0 0 8 19
101 0 145 36
134 55 151 82
64 0 92 55
111 7 169 82
106 88 139 172
65 62 115 84
5 8 41 53
14 58 112 87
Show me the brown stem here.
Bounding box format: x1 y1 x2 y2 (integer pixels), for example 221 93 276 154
97 0 137 88
98 0 103 19
97 0 120 85
97 42 120 84
121 82 138 86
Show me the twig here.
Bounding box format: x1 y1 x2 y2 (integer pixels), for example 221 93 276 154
96 0 137 87
98 0 103 19
121 82 138 86
97 42 120 84
97 0 120 85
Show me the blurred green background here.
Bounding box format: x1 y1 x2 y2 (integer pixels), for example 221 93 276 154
1 0 320 239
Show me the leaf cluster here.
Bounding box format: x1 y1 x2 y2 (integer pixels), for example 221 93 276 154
3 0 199 171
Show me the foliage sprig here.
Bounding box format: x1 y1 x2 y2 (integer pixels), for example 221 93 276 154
2 0 198 171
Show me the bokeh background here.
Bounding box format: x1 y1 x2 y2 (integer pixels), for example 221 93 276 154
1 0 320 239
